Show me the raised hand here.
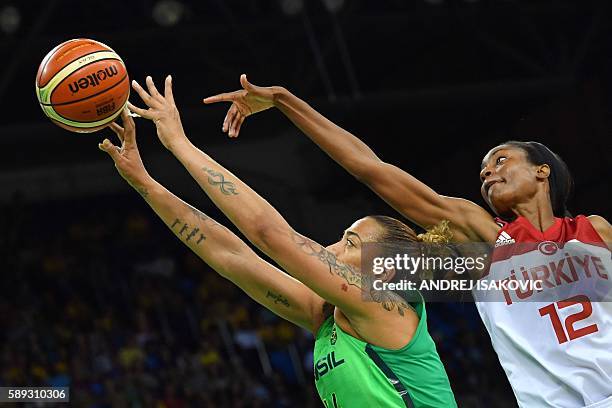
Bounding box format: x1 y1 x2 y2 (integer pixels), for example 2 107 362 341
99 108 150 195
203 74 278 138
128 75 189 152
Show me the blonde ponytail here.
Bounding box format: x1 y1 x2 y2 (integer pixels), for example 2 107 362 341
417 220 452 243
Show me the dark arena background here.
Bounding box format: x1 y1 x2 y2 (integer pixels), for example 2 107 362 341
1 0 610 407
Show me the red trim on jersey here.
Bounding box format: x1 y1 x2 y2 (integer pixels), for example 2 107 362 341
482 215 607 276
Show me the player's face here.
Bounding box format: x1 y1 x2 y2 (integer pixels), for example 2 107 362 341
326 217 384 268
480 145 543 216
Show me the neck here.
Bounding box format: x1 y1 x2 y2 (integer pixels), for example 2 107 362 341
511 196 557 232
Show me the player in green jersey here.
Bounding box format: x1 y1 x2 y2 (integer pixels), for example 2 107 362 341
100 75 457 407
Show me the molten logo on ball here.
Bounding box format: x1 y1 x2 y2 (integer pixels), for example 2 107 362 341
68 65 119 94
36 38 130 132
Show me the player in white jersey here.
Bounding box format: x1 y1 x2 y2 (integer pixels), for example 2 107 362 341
203 76 612 407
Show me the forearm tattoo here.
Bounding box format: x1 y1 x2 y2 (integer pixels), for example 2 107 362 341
202 167 238 195
170 205 227 246
170 218 206 245
291 232 412 316
291 232 362 289
266 290 290 307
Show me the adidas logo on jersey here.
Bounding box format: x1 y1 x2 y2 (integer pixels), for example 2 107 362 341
495 231 515 247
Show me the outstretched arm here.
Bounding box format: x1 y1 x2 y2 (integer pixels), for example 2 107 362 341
204 76 499 243
99 109 324 332
129 76 396 319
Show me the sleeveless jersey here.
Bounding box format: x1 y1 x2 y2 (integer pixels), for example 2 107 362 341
313 301 457 407
474 215 612 407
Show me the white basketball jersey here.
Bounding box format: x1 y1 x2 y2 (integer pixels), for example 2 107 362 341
474 215 612 407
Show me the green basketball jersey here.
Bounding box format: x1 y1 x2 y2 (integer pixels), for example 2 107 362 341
313 301 456 407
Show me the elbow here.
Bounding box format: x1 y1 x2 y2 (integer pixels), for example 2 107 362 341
251 222 289 255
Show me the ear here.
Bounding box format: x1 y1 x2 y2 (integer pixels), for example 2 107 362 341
379 266 397 283
536 164 550 180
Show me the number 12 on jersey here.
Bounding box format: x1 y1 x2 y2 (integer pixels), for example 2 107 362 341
539 295 599 344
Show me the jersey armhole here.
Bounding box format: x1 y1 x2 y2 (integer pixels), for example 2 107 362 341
583 215 610 244
314 315 334 339
369 299 427 353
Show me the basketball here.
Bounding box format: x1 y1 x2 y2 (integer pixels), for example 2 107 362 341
35 38 129 133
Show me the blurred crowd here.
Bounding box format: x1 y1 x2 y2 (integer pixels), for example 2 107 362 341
1 193 515 407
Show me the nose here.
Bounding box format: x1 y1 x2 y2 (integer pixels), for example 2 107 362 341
326 242 341 256
480 167 492 181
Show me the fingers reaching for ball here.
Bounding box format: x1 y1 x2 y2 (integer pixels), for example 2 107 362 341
131 75 174 109
233 116 246 137
224 105 237 134
220 103 246 138
108 122 124 144
127 75 177 121
125 75 188 152
121 108 137 146
145 76 164 103
107 108 137 147
204 90 242 105
228 106 245 138
131 79 160 109
127 101 150 120
100 107 151 188
98 138 120 161
203 74 276 139
164 75 175 105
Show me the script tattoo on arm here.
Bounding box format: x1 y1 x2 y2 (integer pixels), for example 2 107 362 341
266 290 290 307
291 232 362 289
202 167 239 195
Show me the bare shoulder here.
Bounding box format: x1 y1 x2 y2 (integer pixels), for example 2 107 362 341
587 215 612 242
443 196 500 242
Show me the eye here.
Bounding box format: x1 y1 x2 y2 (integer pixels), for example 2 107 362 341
346 238 355 248
496 156 507 165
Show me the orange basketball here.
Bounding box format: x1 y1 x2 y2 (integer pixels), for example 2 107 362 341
35 38 129 133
